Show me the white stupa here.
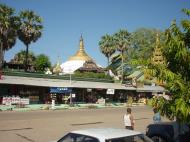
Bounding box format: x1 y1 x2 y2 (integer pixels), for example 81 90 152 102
61 36 97 74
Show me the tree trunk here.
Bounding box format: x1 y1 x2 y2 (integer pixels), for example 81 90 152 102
0 42 3 70
107 57 109 67
121 50 124 83
24 44 29 72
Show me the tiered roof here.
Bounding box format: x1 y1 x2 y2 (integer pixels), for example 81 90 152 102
151 33 165 65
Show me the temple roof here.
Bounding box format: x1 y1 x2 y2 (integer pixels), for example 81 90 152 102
68 35 92 61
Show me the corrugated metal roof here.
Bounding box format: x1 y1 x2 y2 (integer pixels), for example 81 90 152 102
0 76 165 92
136 85 165 92
0 76 135 90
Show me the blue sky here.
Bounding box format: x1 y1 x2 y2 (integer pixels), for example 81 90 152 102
2 0 190 67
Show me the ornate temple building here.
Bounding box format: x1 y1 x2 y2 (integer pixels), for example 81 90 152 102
127 33 166 87
61 35 103 74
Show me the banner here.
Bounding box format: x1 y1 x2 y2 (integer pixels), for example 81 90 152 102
2 97 29 105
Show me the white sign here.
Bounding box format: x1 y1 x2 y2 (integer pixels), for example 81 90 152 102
87 88 92 92
106 89 115 94
97 98 105 104
72 94 76 98
20 98 30 105
2 97 29 105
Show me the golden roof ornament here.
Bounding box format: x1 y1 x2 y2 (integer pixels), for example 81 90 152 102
68 35 92 61
151 33 165 65
151 33 166 85
53 56 62 74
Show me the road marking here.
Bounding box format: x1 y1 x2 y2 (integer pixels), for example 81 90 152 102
71 121 103 126
0 127 32 131
15 133 35 142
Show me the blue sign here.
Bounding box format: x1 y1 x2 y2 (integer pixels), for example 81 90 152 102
50 87 72 93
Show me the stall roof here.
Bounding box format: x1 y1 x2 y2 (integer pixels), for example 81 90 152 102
136 85 165 92
0 76 165 92
0 76 135 90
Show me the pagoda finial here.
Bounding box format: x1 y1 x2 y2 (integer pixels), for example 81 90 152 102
80 34 83 40
57 55 60 65
151 32 165 65
156 33 160 47
79 34 84 51
68 35 92 61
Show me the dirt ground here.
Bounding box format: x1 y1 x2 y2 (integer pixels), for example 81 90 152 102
0 106 168 142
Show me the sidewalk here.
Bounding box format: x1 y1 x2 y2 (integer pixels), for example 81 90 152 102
0 102 145 111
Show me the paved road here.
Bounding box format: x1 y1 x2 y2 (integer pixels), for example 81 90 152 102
0 106 161 142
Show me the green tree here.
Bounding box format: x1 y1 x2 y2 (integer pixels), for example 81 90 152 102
99 34 116 66
12 50 36 65
113 29 131 82
130 28 164 60
18 10 43 72
34 54 51 72
0 4 20 69
151 9 190 124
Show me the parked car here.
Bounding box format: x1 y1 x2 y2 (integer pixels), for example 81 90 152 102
146 121 190 142
57 128 153 142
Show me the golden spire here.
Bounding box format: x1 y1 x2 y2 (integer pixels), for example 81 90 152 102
68 35 92 61
151 33 165 85
53 56 62 74
79 35 84 51
155 33 160 48
152 33 165 65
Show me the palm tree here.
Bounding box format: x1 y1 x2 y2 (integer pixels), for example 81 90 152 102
18 10 43 72
0 4 20 69
99 34 116 67
114 29 131 82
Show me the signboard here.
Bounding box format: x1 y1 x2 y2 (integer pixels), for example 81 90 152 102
2 97 29 105
50 87 72 93
72 94 76 98
97 98 105 104
106 89 115 94
87 88 92 92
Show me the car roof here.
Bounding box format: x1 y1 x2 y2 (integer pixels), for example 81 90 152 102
71 128 141 140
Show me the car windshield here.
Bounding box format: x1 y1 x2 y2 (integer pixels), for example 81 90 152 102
106 134 152 142
57 133 99 142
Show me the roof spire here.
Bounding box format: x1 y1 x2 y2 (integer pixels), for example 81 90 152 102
79 34 84 51
68 35 92 61
156 33 160 48
151 32 165 65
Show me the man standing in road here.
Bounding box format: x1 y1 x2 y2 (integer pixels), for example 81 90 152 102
124 107 135 130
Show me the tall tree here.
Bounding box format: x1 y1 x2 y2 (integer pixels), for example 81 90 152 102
18 10 43 72
0 4 20 69
151 9 190 124
99 34 115 67
113 29 131 82
130 28 164 60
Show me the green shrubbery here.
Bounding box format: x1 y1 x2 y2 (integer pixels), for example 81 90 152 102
74 71 113 80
